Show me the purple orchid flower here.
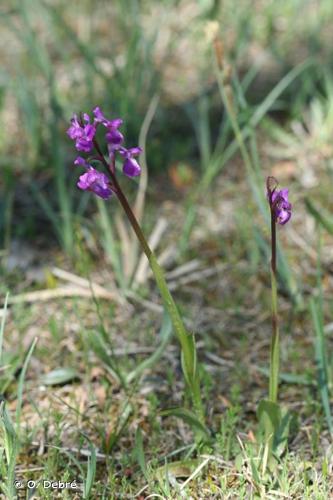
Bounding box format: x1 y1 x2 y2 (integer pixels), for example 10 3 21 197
266 177 292 225
119 146 142 177
92 107 107 124
67 113 96 153
77 168 113 199
93 107 124 150
74 156 113 199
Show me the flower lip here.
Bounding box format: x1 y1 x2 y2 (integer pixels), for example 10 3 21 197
77 167 113 199
123 158 141 177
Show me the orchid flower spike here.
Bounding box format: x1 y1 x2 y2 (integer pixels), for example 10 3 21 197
67 107 143 199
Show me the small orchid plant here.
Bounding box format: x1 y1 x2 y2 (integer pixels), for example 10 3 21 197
266 176 292 403
258 176 293 462
67 107 204 427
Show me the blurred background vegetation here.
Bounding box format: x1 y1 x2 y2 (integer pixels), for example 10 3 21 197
1 0 333 263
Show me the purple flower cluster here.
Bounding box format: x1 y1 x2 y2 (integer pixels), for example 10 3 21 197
266 176 292 225
67 107 142 199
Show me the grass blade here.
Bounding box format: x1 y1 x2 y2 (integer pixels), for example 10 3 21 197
83 437 97 499
16 337 38 430
126 312 172 383
310 298 333 434
0 294 9 366
134 427 147 479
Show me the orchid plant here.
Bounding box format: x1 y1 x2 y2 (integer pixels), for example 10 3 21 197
67 107 205 430
266 176 292 403
257 176 293 464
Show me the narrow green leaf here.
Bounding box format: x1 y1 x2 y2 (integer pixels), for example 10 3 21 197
250 457 261 485
106 402 132 452
42 368 79 386
85 331 124 386
310 298 333 433
83 438 96 499
16 337 38 430
155 459 200 483
161 408 210 438
0 402 18 499
0 293 9 366
305 198 333 235
255 366 312 386
126 312 172 383
134 427 147 479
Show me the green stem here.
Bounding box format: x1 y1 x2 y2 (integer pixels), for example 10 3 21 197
94 144 204 421
149 253 203 420
120 196 203 420
269 211 279 403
